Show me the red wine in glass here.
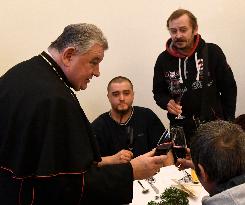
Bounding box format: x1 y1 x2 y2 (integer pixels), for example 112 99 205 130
155 142 172 156
154 129 172 156
171 126 187 163
172 145 186 163
170 80 186 119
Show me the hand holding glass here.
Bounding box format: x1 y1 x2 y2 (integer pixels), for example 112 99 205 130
170 80 185 119
154 130 172 156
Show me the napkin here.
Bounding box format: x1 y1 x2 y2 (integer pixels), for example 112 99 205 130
171 179 201 198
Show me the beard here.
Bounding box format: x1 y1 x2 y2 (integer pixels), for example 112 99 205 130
117 109 130 116
115 105 132 116
173 33 195 52
173 39 187 49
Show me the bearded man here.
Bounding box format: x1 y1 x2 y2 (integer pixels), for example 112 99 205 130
92 76 167 165
153 9 237 146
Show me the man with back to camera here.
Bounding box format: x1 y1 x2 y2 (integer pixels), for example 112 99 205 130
190 120 245 204
0 23 167 205
92 76 173 166
152 9 237 146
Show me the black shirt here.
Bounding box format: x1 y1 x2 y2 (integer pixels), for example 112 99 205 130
92 106 166 157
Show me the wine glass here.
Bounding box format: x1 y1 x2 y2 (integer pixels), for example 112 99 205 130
154 129 172 156
171 126 191 183
170 80 186 119
171 126 187 161
150 129 172 186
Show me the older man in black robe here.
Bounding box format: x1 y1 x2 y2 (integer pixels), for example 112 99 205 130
0 23 166 205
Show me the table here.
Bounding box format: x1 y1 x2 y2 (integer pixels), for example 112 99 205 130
131 165 208 204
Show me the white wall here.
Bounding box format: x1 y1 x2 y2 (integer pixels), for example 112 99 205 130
1 0 244 126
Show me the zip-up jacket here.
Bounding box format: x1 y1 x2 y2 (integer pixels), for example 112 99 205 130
202 174 245 205
153 34 237 123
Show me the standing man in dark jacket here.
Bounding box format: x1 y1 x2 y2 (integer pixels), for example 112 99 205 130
153 9 237 145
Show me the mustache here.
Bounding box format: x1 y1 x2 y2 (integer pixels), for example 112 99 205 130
174 38 185 42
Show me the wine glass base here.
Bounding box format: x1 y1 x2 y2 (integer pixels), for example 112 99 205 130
175 115 185 119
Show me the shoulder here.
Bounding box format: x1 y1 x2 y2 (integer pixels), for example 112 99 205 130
198 37 222 52
205 43 226 56
92 112 110 126
202 184 245 205
156 50 171 62
134 106 158 117
134 106 152 112
223 183 245 202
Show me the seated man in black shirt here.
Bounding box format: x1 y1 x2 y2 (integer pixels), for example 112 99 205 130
92 76 171 165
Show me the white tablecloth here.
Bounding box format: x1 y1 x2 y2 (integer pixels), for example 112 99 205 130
131 165 208 205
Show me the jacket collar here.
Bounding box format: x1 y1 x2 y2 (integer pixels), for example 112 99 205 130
212 174 245 196
166 34 200 58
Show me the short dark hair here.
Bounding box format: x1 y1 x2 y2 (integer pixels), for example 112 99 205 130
190 120 245 184
49 23 108 54
167 9 197 30
234 114 245 131
107 76 133 92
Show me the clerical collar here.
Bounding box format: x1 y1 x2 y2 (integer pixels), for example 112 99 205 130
40 51 73 89
40 51 78 101
109 107 134 126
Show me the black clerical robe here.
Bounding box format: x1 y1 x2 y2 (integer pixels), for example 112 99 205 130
0 52 133 204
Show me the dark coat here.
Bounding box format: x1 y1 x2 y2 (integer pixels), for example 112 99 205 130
0 52 133 205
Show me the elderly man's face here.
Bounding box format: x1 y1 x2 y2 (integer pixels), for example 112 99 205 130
66 44 104 91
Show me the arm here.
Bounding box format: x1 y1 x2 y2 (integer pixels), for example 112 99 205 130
130 149 167 180
91 116 112 156
98 149 133 166
37 97 165 204
83 149 167 204
153 54 182 116
152 53 172 110
83 163 133 204
211 44 237 120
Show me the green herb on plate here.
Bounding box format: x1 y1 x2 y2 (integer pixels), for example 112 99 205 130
147 186 189 205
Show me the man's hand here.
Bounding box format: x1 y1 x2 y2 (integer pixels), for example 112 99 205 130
98 149 133 167
175 148 194 170
112 149 133 163
163 151 174 166
176 158 195 170
167 99 182 115
130 149 167 180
